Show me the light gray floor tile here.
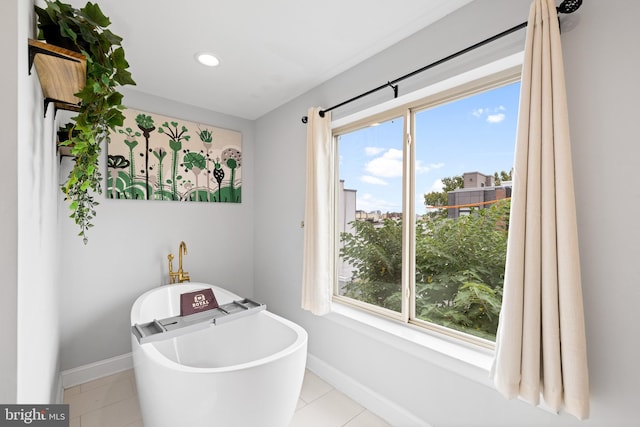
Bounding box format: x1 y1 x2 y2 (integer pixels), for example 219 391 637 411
63 368 393 427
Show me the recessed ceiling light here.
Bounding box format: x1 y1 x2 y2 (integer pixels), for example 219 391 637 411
195 52 220 67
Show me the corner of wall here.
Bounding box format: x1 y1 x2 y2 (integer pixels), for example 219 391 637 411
0 0 20 404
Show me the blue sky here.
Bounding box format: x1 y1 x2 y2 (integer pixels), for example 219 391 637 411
338 81 520 215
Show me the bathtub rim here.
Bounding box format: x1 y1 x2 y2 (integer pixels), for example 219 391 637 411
131 282 242 322
131 283 308 374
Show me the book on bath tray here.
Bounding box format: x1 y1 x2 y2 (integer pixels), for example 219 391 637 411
180 288 219 317
132 291 266 344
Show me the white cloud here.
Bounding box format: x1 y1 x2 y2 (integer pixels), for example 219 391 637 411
473 105 507 123
360 175 388 186
429 178 444 192
365 149 443 178
365 146 384 156
472 108 484 118
365 148 403 178
357 193 400 212
486 113 506 123
416 161 444 174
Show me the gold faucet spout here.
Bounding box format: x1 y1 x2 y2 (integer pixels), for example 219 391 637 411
179 241 187 269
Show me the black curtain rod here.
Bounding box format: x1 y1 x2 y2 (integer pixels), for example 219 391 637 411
301 0 582 124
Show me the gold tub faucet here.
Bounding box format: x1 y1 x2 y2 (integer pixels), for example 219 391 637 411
168 241 190 284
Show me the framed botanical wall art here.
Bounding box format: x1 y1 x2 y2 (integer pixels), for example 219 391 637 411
107 108 242 203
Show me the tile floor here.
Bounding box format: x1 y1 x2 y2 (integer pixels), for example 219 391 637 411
63 369 391 427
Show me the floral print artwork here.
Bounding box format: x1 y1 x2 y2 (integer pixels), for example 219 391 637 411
107 108 242 202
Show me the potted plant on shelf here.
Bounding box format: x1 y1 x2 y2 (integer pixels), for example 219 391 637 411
35 0 136 243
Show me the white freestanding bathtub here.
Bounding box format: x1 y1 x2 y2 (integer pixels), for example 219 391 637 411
130 283 307 427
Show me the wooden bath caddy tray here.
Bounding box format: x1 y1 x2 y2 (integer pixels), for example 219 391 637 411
132 299 265 344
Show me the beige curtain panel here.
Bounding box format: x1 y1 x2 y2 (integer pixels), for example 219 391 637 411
301 107 333 315
491 0 589 420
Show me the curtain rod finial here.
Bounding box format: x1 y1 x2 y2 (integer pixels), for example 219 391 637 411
301 116 308 124
557 0 582 14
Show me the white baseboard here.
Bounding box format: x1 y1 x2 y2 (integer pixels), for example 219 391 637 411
60 353 133 390
306 353 432 427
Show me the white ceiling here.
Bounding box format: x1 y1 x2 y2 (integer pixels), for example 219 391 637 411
66 0 475 120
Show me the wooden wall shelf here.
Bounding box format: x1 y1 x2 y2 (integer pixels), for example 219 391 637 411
28 39 86 117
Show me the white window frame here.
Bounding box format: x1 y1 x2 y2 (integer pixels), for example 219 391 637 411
331 52 523 355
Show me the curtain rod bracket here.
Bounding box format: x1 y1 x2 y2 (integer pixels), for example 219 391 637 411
388 81 399 98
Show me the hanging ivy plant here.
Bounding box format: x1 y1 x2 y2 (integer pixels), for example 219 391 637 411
35 0 136 243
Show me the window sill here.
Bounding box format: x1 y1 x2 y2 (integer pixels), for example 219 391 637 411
327 301 495 388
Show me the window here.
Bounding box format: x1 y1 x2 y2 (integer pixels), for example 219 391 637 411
334 68 520 345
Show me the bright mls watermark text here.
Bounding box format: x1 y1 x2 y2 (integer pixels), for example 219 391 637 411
0 405 69 426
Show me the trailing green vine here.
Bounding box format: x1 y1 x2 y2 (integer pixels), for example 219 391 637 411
35 1 136 243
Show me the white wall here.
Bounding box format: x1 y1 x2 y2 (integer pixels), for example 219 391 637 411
0 0 20 404
0 0 65 404
254 0 640 426
561 0 640 421
58 90 255 370
17 19 62 405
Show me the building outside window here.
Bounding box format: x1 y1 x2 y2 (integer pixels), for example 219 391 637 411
446 171 512 219
334 73 520 344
